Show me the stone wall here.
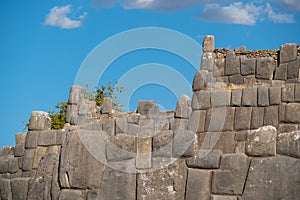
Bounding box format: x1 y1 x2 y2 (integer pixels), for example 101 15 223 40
0 35 300 200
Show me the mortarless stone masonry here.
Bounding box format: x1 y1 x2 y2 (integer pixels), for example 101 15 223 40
0 36 300 200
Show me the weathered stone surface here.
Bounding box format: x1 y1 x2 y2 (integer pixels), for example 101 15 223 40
68 85 85 104
205 107 234 132
38 130 56 146
280 43 297 64
243 155 300 200
33 146 47 169
175 94 191 118
138 100 158 115
264 106 279 128
25 131 40 149
277 131 300 158
106 134 135 162
278 124 298 133
193 70 208 91
287 59 299 79
242 87 257 106
186 150 222 169
295 83 300 102
11 178 30 200
185 169 211 200
256 57 275 80
202 35 214 52
15 132 26 145
257 86 269 106
234 107 252 131
0 147 14 157
279 103 286 122
137 159 187 200
215 53 225 77
0 178 12 200
212 153 250 195
27 153 59 200
66 104 78 123
59 130 106 189
201 52 216 72
274 64 287 80
246 126 277 156
211 196 238 200
192 90 211 110
102 118 115 137
234 142 246 153
6 157 19 174
14 143 25 157
235 131 247 142
187 110 206 133
286 103 300 123
282 83 295 102
225 51 240 76
153 130 173 157
211 90 231 107
198 132 236 154
102 97 113 114
136 136 152 169
58 189 83 200
0 157 9 173
28 111 51 131
240 56 256 75
231 89 242 107
229 74 244 84
127 123 141 136
173 130 194 157
251 107 264 129
22 149 35 171
269 87 281 105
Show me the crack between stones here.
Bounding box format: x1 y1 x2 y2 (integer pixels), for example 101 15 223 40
242 159 252 195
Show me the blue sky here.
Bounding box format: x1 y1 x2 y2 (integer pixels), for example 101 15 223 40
0 0 299 147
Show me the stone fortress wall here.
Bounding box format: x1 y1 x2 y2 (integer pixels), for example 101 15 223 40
0 36 300 200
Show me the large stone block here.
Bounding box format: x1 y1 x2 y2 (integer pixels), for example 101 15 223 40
274 64 287 80
68 85 85 104
152 130 173 157
264 106 279 128
205 107 235 132
211 90 231 107
286 103 300 123
269 87 281 105
280 43 297 64
192 90 211 110
229 74 244 84
246 126 277 156
175 94 191 119
138 100 158 115
201 52 216 72
215 53 225 77
106 134 135 162
202 35 214 52
251 107 264 129
22 149 35 171
295 83 300 102
185 169 211 200
242 87 257 106
212 153 250 195
211 196 238 200
257 86 269 106
278 124 298 133
0 178 12 200
192 70 208 91
256 57 275 80
240 56 256 75
102 118 115 137
282 83 295 102
279 103 286 122
102 97 113 114
173 130 195 157
234 107 252 131
231 89 242 107
66 104 78 123
25 131 40 149
11 178 30 200
186 150 222 169
0 157 9 173
33 146 47 169
225 51 240 76
15 132 26 145
137 159 187 200
58 189 83 200
243 155 300 200
136 136 152 169
14 143 25 157
277 131 300 158
38 130 56 146
287 59 300 79
28 111 51 131
187 110 206 133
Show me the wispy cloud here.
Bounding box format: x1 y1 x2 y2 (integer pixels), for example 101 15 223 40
276 0 300 11
197 2 262 25
266 3 295 23
45 5 87 29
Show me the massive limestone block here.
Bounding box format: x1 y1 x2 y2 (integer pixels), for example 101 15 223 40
286 103 300 123
202 35 215 52
234 107 252 131
231 89 242 107
229 74 244 84
295 83 300 102
15 132 26 145
137 159 187 200
58 189 84 200
68 85 85 105
264 106 279 128
185 169 211 200
201 52 216 72
25 131 39 149
11 178 30 200
193 70 208 91
212 153 250 195
59 130 107 189
22 149 35 171
210 90 231 107
205 107 235 132
257 86 269 106
175 94 192 119
287 59 300 79
173 130 195 157
243 156 300 200
282 83 295 102
256 57 275 80
136 136 152 169
240 56 256 76
277 131 300 158
0 178 12 200
242 87 257 106
269 87 281 105
152 130 173 157
102 97 113 114
192 90 211 110
225 51 240 76
246 126 277 156
187 110 206 133
274 63 287 80
28 111 51 131
280 43 297 64
27 153 60 200
251 107 264 129
138 100 159 115
0 156 19 174
186 150 222 169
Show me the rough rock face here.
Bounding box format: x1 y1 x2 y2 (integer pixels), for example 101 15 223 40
1 36 300 200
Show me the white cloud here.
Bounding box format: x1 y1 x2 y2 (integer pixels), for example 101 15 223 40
197 2 262 25
275 0 300 11
266 3 295 23
45 5 87 29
